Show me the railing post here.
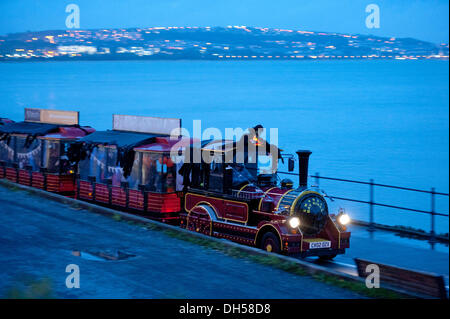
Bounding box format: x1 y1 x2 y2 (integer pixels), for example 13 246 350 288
430 187 436 246
315 172 320 188
369 179 374 232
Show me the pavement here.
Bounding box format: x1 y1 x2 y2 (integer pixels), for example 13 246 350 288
0 184 364 299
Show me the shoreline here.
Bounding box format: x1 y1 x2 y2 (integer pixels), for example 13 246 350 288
1 57 448 63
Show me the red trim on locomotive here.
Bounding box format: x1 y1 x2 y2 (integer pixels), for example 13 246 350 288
185 193 249 224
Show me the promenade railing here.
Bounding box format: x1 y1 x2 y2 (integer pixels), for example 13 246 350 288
277 171 449 242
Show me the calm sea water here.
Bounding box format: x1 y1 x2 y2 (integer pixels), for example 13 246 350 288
0 60 448 233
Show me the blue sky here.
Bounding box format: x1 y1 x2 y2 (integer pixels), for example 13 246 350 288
0 0 448 43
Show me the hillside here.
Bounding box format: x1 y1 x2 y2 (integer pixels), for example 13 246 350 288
0 26 448 61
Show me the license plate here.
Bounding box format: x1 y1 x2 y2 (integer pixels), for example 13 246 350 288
309 241 331 249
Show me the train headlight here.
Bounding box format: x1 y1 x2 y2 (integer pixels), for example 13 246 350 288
338 213 351 225
288 217 300 228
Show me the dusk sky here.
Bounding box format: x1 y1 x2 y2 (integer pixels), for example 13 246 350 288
0 0 448 43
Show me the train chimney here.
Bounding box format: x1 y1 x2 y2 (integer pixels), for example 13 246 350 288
296 150 312 188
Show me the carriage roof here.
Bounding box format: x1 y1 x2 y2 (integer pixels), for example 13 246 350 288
0 118 14 126
0 121 93 140
0 108 93 140
77 130 167 150
134 136 196 153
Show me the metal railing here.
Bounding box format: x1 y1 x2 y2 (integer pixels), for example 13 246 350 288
278 171 449 242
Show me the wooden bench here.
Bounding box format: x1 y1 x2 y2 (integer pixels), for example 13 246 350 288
355 258 448 299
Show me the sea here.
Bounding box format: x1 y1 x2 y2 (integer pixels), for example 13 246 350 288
0 60 448 234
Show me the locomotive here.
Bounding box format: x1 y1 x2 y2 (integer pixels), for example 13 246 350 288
0 109 351 259
178 130 351 258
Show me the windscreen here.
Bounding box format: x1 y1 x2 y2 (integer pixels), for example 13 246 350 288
258 154 277 175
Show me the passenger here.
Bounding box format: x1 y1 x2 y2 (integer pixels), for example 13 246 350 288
154 156 164 192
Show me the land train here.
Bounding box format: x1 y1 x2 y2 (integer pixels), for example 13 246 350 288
0 109 351 259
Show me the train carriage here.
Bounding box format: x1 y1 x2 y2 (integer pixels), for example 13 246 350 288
0 108 94 193
71 114 191 222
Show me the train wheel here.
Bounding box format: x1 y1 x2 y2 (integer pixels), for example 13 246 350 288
260 232 281 253
319 254 337 261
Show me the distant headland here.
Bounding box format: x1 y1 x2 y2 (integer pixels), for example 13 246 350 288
0 26 448 62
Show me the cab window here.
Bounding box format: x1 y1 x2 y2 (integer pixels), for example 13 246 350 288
258 154 276 175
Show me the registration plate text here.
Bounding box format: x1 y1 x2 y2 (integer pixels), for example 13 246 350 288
309 241 331 249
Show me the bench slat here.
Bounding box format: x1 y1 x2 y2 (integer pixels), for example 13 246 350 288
355 258 447 299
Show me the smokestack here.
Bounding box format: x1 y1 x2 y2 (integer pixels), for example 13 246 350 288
296 150 312 188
